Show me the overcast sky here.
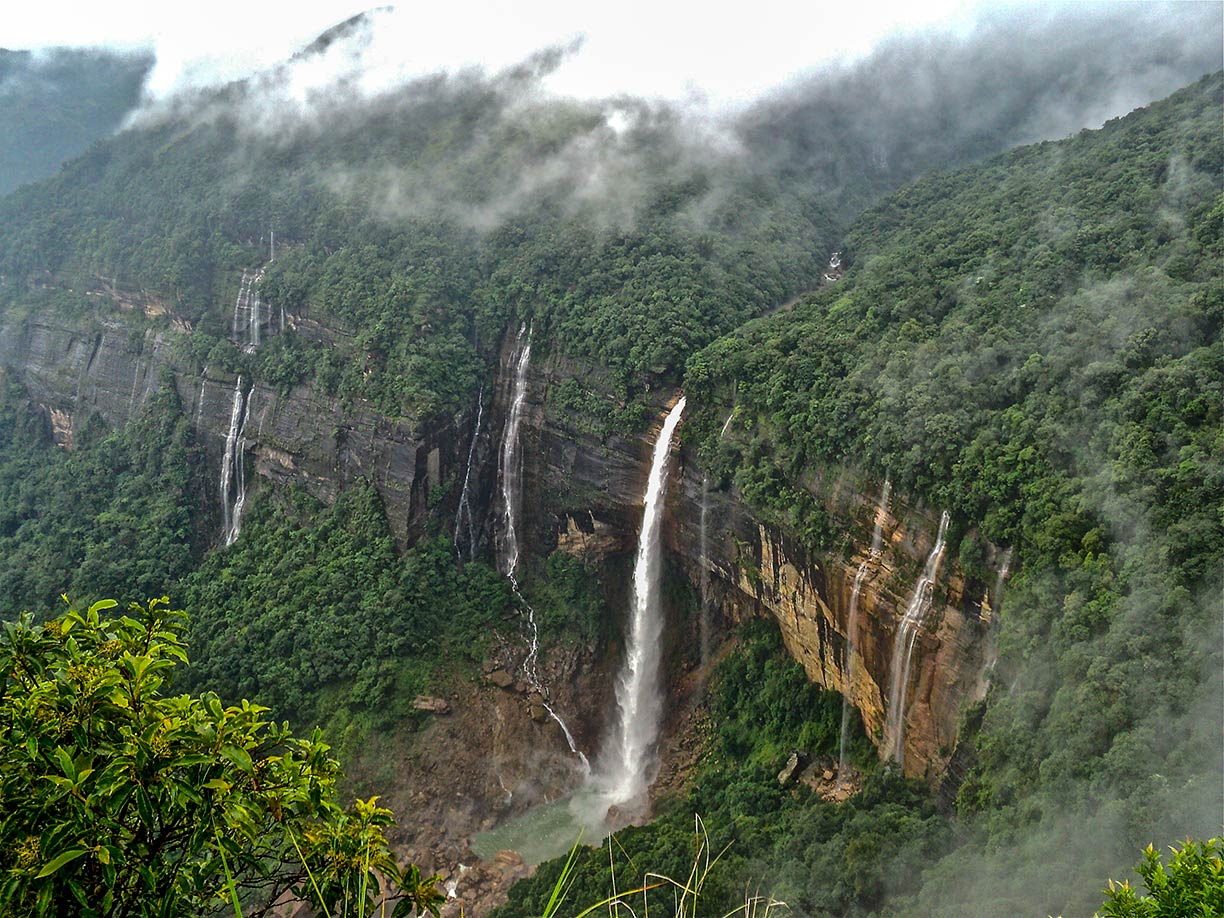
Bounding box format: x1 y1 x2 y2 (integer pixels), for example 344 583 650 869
5 0 1015 104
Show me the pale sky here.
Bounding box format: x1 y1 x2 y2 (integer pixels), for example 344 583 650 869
4 0 990 105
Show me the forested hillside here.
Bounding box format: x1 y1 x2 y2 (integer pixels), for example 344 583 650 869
0 10 1219 915
501 71 1224 918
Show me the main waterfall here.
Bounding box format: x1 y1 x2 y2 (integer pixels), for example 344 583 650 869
600 396 686 811
219 377 253 547
496 325 531 578
883 510 950 762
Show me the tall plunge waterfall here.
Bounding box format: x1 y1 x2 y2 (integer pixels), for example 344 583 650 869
600 397 686 810
494 326 587 768
497 326 531 578
219 377 253 547
883 510 950 762
838 479 891 783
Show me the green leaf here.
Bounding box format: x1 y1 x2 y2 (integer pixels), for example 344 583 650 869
88 599 119 616
36 848 88 878
220 745 253 773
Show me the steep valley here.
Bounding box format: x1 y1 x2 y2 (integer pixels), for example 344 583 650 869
0 20 1219 917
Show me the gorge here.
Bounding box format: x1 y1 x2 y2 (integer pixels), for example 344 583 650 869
0 14 1219 917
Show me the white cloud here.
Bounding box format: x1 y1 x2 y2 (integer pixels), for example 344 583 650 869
6 0 982 106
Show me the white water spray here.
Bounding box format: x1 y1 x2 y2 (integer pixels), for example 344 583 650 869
454 384 484 561
250 286 261 349
232 271 250 342
219 378 253 547
600 397 686 810
838 479 890 784
497 325 531 577
993 547 1013 609
884 510 950 763
194 367 209 430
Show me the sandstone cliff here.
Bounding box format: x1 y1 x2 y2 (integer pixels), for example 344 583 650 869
0 302 995 783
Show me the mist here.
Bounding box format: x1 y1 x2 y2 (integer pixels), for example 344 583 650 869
0 46 152 195
114 2 1222 237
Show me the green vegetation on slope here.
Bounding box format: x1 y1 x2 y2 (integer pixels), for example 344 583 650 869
178 483 512 734
0 596 444 917
495 625 949 918
0 374 205 616
685 72 1224 914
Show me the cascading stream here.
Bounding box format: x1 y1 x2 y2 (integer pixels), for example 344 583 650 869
494 325 587 770
884 509 950 763
838 479 890 784
454 384 484 561
219 377 251 547
599 396 686 810
497 325 531 578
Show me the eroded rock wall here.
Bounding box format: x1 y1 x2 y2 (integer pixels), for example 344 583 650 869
0 310 465 546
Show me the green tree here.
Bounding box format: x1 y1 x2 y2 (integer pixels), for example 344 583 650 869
0 596 444 917
1097 838 1224 918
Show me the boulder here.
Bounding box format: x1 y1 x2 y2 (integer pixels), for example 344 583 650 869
778 751 803 786
412 695 452 715
487 670 514 689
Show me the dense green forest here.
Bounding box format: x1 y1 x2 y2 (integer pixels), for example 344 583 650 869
681 72 1223 913
0 13 1219 915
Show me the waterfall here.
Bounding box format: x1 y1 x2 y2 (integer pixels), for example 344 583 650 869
497 325 531 578
601 396 686 809
250 287 261 349
883 510 950 763
219 378 253 547
719 409 734 439
232 271 250 342
493 325 587 769
838 479 891 785
194 368 209 430
454 384 485 561
993 547 1013 608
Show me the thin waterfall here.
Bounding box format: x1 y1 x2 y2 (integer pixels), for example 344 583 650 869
497 325 531 577
719 409 734 439
226 390 254 547
232 271 250 342
601 397 686 809
250 287 261 348
194 368 209 430
838 479 891 785
494 325 587 769
454 384 485 561
219 378 245 545
992 547 1013 609
884 510 950 763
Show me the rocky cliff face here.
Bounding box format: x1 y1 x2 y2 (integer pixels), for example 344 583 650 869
0 302 995 783
507 347 996 782
0 310 464 547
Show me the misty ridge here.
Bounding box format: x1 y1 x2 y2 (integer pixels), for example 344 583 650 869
0 5 1219 917
0 46 152 195
120 1 1222 238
